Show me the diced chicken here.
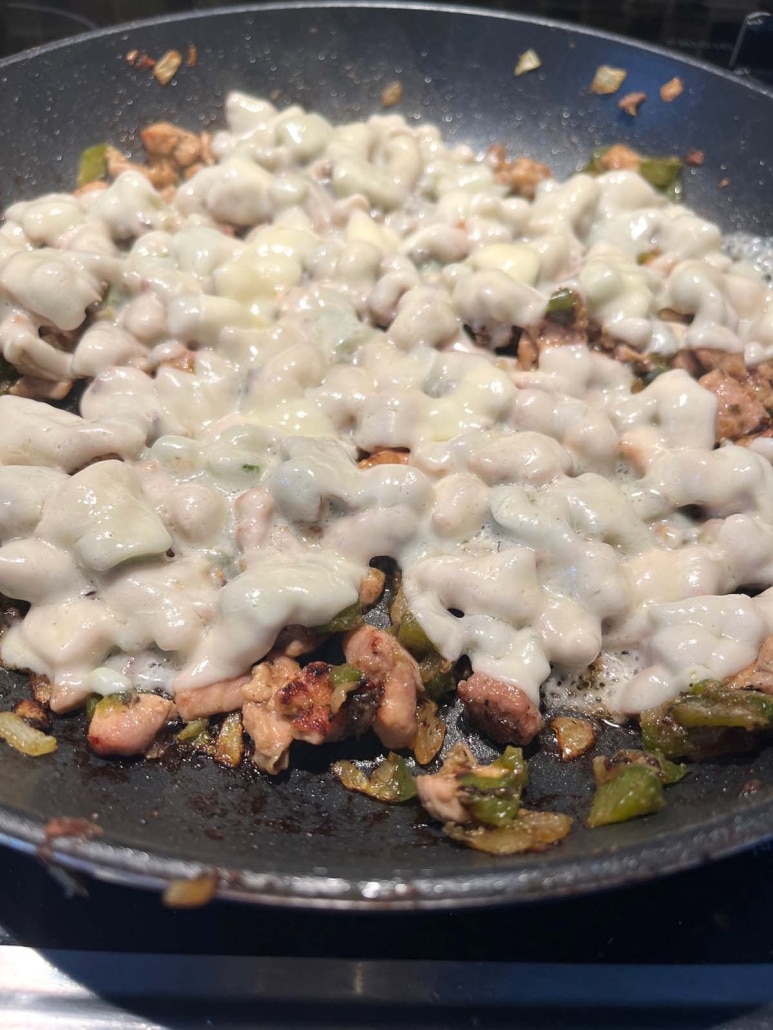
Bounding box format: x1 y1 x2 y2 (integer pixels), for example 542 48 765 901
241 657 300 773
242 702 294 774
415 743 476 823
275 661 347 745
358 567 386 607
598 144 641 171
175 673 250 722
49 682 92 714
487 145 552 200
699 368 768 442
140 122 203 168
234 487 275 555
416 769 470 824
357 450 410 469
88 692 174 757
242 656 301 703
344 625 422 749
724 635 773 694
458 672 543 746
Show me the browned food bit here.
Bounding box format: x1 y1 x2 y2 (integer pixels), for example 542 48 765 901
29 673 52 706
698 368 769 443
550 716 596 761
87 693 174 757
186 44 198 67
487 145 552 200
14 697 50 733
724 635 773 694
153 49 183 86
175 673 250 722
660 76 684 102
344 625 423 749
685 148 705 166
141 122 203 168
242 702 294 774
618 91 647 117
357 449 410 469
162 871 218 909
44 816 102 842
213 712 244 768
242 656 301 704
274 662 348 745
125 49 139 64
458 672 543 746
597 143 641 171
741 779 763 795
590 65 627 95
719 177 731 189
380 81 403 108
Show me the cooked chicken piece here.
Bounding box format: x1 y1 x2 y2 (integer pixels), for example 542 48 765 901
724 635 773 694
357 449 410 469
275 661 348 745
598 144 641 171
344 625 422 749
692 348 748 379
49 682 92 714
458 672 543 746
417 769 470 824
415 743 476 823
234 487 275 555
140 122 203 168
88 693 174 757
9 376 71 400
240 657 301 772
175 673 250 722
14 698 51 732
241 702 294 774
487 144 552 200
242 656 301 703
358 567 386 607
699 368 768 442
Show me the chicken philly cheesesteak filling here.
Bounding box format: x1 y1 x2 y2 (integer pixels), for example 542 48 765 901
0 93 772 852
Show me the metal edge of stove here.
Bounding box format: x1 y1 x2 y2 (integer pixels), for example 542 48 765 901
0 947 772 1030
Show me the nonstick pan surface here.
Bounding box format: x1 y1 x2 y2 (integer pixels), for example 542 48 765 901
0 3 771 908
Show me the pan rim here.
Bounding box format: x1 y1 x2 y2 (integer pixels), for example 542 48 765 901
0 0 771 103
5 789 773 909
0 0 772 909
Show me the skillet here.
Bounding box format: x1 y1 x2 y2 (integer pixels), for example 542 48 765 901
0 2 772 909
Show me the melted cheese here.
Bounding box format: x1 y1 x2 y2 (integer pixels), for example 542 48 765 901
1 92 773 718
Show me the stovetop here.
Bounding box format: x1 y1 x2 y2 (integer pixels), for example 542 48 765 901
0 2 772 1027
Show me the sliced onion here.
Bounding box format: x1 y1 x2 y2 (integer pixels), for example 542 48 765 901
0 711 57 756
590 65 627 95
514 49 541 77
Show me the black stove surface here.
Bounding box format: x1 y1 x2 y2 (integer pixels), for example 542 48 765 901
0 2 772 1026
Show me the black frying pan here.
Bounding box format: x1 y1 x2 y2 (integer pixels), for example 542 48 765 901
0 2 772 909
